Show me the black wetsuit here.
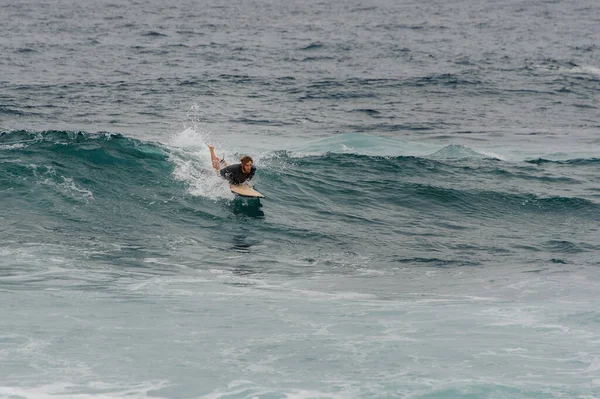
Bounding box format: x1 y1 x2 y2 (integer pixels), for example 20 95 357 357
220 163 256 185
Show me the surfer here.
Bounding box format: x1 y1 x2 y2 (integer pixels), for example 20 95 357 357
208 144 256 185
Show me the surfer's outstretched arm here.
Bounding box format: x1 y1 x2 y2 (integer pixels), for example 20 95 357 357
207 144 226 172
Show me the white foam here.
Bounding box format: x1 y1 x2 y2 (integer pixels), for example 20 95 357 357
0 381 168 399
481 307 540 328
168 127 211 151
533 63 600 78
581 353 600 373
167 127 237 200
289 287 376 301
480 150 506 161
34 172 94 202
569 65 600 77
0 143 26 150
200 380 354 399
59 177 94 200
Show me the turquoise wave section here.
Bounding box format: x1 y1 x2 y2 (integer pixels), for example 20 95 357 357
2 129 599 272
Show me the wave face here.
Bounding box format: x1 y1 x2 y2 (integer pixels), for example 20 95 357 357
2 129 599 270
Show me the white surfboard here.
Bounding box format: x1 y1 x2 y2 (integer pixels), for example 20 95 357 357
230 185 264 198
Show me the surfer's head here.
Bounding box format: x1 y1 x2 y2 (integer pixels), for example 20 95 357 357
240 155 253 174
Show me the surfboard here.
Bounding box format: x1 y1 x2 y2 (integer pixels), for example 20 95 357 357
230 185 264 198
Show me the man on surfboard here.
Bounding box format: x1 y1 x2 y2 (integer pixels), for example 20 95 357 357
208 144 256 185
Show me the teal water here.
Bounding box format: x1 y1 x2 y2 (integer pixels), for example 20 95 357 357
2 0 600 397
2 130 600 398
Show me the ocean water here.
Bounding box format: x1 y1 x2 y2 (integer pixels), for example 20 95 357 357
1 0 600 398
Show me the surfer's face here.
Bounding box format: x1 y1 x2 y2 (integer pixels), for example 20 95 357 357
242 161 253 174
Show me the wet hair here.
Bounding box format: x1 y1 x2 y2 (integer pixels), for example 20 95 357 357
240 155 253 165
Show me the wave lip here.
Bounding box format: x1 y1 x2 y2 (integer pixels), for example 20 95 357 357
287 133 435 157
285 134 509 161
427 144 502 160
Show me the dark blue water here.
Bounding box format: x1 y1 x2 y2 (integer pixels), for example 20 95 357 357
2 1 600 398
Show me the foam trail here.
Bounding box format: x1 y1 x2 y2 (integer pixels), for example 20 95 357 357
200 380 355 399
0 381 168 399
